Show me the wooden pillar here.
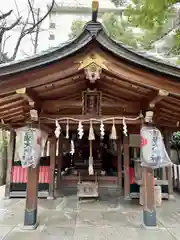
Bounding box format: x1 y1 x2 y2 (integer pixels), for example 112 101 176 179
43 140 48 157
142 167 156 227
24 165 39 229
117 134 122 189
47 137 56 200
4 129 16 199
164 130 174 199
57 135 63 194
123 135 131 200
162 167 166 180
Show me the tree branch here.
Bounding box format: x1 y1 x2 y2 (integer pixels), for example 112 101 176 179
14 0 21 18
28 0 36 25
153 23 180 45
4 17 21 31
23 0 55 35
0 0 55 62
0 10 13 20
2 35 10 53
10 24 26 61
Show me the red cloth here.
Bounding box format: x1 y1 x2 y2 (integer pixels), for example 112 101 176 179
11 166 50 183
129 167 134 184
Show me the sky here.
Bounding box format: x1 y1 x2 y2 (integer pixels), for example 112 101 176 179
1 0 122 13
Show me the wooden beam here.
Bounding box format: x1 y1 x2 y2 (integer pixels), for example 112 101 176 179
0 111 25 120
0 60 80 94
35 74 84 93
0 100 24 111
42 100 82 109
149 89 169 108
0 106 24 116
103 74 149 96
47 137 56 199
42 99 140 111
106 55 180 96
16 88 40 108
158 114 179 123
123 135 131 200
24 166 39 229
38 80 86 98
159 100 180 114
164 96 180 107
0 94 21 106
4 129 16 199
99 81 143 99
9 116 26 124
160 108 180 117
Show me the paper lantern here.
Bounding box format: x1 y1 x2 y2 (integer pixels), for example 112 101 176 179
140 126 172 169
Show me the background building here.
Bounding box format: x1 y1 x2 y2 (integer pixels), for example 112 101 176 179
47 0 125 48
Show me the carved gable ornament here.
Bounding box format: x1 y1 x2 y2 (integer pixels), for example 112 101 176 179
78 53 108 83
84 63 102 83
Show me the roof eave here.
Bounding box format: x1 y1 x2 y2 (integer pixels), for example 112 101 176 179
96 30 180 79
0 25 94 77
0 21 179 80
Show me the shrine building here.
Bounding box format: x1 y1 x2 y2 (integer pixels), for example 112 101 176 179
0 1 180 229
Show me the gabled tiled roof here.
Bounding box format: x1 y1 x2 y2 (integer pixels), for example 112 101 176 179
0 21 179 79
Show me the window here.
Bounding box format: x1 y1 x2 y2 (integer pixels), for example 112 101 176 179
49 22 56 29
49 34 55 40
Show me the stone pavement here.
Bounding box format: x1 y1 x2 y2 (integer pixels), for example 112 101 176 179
0 187 180 239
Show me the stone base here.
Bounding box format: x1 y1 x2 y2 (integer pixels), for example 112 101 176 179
168 194 175 200
47 196 55 200
143 210 157 227
22 221 39 230
124 196 132 201
141 223 158 229
3 196 10 200
24 209 37 227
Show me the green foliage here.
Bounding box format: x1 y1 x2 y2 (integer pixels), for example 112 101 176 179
125 0 176 30
69 0 180 58
0 130 8 153
170 132 180 149
69 13 138 48
172 30 180 54
124 0 180 56
68 20 86 39
102 12 138 47
111 0 128 7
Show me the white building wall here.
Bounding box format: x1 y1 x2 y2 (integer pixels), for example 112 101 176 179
47 0 124 47
48 13 91 48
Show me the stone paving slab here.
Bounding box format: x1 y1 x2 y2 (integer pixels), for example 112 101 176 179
0 188 180 239
39 210 77 227
0 226 14 240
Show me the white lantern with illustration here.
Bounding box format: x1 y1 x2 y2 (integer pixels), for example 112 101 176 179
15 126 48 168
140 126 172 169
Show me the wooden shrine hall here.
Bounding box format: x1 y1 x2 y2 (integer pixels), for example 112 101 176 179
0 2 180 228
